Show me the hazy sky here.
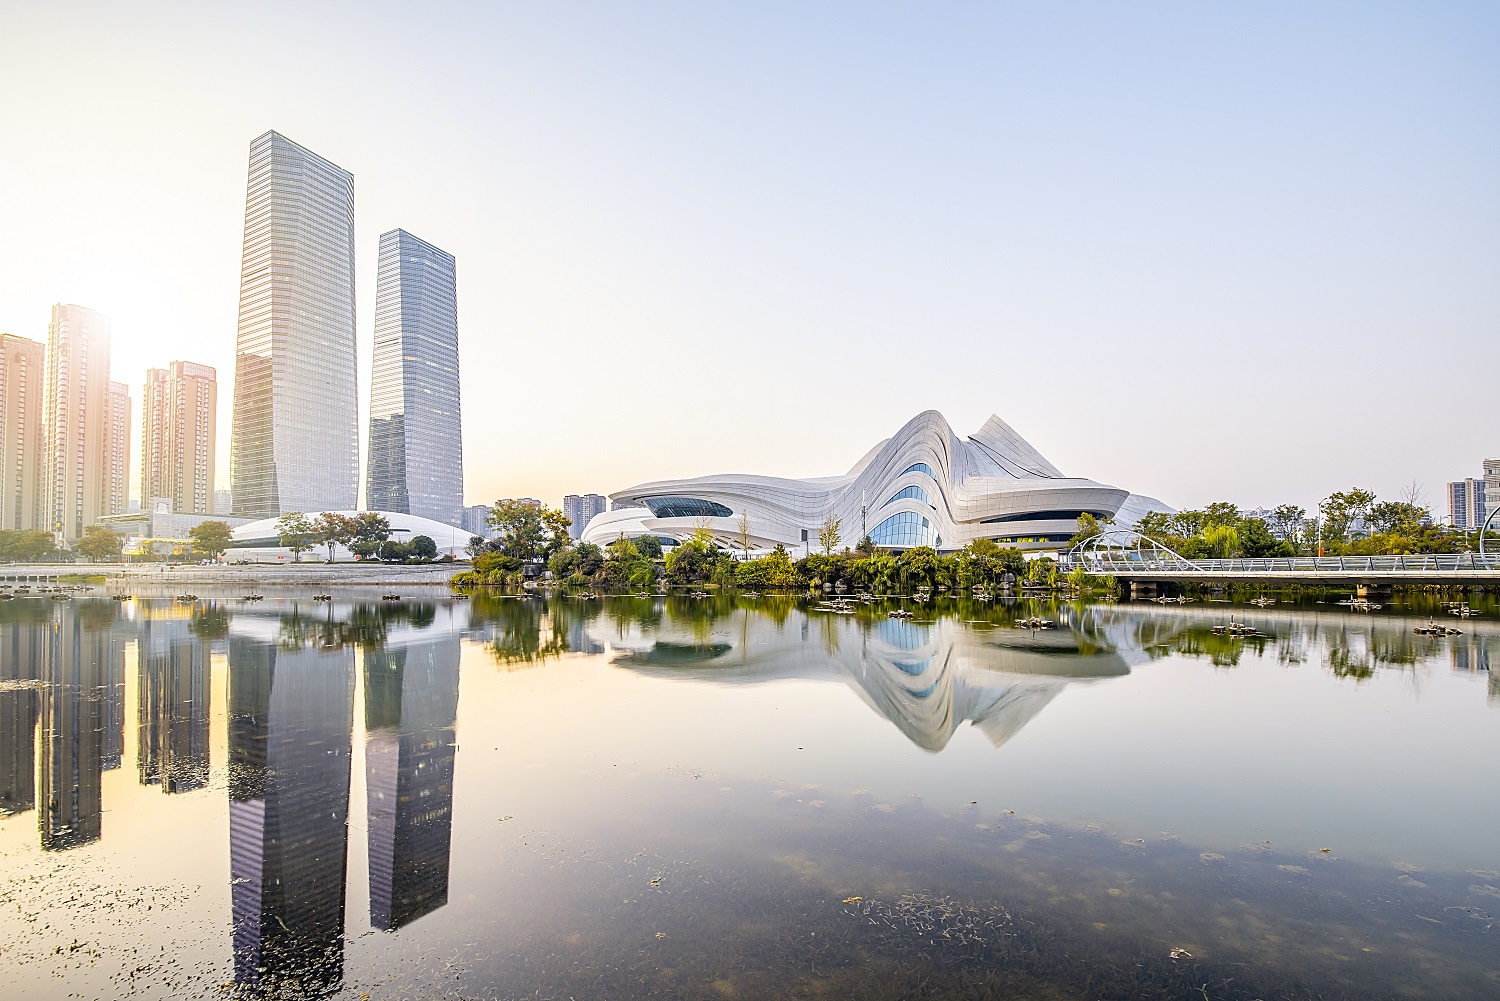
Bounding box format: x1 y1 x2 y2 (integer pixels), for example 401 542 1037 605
2 1 1495 514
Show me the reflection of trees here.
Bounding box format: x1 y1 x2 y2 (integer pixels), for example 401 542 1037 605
1327 644 1374 680
1163 627 1269 668
274 602 438 653
190 604 231 641
468 593 595 667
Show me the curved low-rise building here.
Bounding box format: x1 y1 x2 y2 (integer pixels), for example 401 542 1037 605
228 510 475 561
583 410 1165 554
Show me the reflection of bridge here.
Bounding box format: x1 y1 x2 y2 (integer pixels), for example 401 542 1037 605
1061 530 1500 586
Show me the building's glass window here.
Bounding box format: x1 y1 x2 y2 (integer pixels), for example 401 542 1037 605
900 462 935 479
869 511 936 548
989 533 1075 544
642 496 733 519
982 509 1109 524
884 485 932 507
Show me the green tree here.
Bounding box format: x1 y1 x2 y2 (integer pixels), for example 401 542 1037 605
1202 524 1240 559
1068 512 1106 547
188 520 233 559
487 500 573 564
410 535 438 560
275 512 315 561
0 529 59 562
379 538 413 562
76 525 122 562
818 514 842 555
1269 504 1305 545
349 512 393 559
313 512 357 562
1320 488 1377 542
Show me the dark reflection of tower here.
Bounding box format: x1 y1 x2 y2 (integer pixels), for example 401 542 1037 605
138 619 210 793
0 608 45 816
228 633 355 998
364 636 460 931
39 602 117 850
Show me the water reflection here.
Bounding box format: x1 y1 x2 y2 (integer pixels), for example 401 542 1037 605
39 602 126 849
364 635 460 931
602 603 1134 751
138 617 211 793
228 619 356 996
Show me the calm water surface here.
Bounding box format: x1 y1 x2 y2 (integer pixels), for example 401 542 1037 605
1 589 1497 999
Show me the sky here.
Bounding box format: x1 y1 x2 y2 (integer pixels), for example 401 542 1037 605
1 1 1496 515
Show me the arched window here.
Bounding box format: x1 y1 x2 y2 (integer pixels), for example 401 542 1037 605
900 462 935 479
641 497 733 519
869 510 936 549
884 485 932 507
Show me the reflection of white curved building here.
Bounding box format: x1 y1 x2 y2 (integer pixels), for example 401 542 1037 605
599 606 1131 752
583 410 1164 553
228 511 475 561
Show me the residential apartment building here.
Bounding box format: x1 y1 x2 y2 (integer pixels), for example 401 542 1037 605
43 304 114 542
143 361 217 514
562 493 607 540
1447 478 1487 531
1486 459 1500 527
0 334 45 530
106 381 130 516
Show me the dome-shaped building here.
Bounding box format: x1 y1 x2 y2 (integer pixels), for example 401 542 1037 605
228 510 475 562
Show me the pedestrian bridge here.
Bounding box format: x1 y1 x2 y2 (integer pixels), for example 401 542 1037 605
1058 531 1500 585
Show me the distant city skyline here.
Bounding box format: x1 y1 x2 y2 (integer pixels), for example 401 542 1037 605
2 4 1498 516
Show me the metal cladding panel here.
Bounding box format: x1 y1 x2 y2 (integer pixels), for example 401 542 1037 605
231 131 359 519
592 411 1134 551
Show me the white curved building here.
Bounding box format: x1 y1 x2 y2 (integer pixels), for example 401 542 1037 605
583 411 1165 554
228 510 475 561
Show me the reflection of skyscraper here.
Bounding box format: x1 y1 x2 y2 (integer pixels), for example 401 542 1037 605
228 633 355 997
365 637 460 931
0 609 44 815
137 619 210 793
39 604 115 849
365 229 463 526
230 131 359 518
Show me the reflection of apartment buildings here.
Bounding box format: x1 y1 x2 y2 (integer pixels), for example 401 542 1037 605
364 637 460 930
228 633 355 997
1449 633 1491 675
0 610 44 815
0 333 46 530
39 604 119 849
137 619 210 793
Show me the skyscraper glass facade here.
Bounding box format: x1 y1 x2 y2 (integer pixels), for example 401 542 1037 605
230 131 359 519
365 229 463 526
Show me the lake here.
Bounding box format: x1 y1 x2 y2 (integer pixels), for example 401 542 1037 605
1 589 1497 999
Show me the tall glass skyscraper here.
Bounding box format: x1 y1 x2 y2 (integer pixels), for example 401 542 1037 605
231 131 359 519
365 229 463 525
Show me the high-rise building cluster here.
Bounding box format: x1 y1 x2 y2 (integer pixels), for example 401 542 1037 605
1447 459 1499 531
230 131 466 527
0 305 132 544
5 130 470 551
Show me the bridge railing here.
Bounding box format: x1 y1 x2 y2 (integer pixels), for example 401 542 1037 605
1057 552 1500 574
